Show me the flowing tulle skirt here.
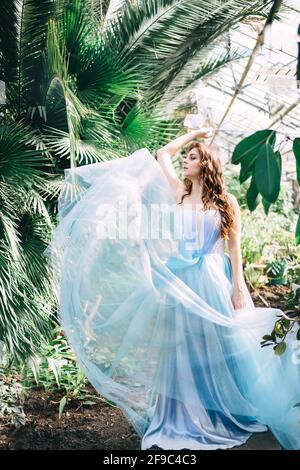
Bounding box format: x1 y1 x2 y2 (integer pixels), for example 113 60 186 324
141 253 277 450
44 148 300 450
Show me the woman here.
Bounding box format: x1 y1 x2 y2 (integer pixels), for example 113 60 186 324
45 128 300 451
155 129 246 312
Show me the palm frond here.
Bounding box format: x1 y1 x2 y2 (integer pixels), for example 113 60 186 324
159 45 250 108
0 121 52 186
104 0 277 106
0 0 55 115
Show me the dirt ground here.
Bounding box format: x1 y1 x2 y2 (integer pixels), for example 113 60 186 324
0 285 290 450
0 386 140 450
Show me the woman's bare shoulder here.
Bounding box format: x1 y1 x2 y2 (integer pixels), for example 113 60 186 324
227 192 238 204
227 192 240 214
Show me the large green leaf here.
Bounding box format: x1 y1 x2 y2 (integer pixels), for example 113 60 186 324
262 198 272 215
296 214 300 246
293 138 300 185
239 167 253 184
275 149 282 175
231 129 276 165
246 177 260 211
254 142 281 203
298 24 300 84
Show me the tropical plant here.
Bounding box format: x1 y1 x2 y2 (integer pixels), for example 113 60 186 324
0 377 26 428
231 129 300 244
225 159 299 265
260 285 300 357
260 310 300 356
265 258 289 285
0 326 113 419
0 121 57 362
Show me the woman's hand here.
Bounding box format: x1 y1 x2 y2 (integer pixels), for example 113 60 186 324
193 127 214 139
231 287 247 310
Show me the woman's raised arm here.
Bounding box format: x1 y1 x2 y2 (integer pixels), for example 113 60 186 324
155 128 212 196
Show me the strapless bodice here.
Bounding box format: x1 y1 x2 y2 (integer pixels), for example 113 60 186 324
166 207 225 271
178 208 224 253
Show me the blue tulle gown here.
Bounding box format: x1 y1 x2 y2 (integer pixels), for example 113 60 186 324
44 148 300 450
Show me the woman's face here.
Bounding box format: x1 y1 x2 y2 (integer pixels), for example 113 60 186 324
182 149 201 178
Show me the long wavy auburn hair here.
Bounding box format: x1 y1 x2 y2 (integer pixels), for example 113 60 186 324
177 142 235 240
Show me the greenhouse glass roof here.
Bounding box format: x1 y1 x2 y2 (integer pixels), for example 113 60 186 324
172 1 300 181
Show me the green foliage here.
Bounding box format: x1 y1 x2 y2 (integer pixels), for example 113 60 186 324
261 312 300 356
24 330 89 399
265 259 289 285
232 129 276 165
0 326 113 419
285 287 300 312
260 286 300 356
243 265 268 289
0 121 57 362
293 138 300 244
243 202 297 265
254 143 281 203
287 263 300 284
0 377 26 428
231 129 300 243
226 169 299 265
